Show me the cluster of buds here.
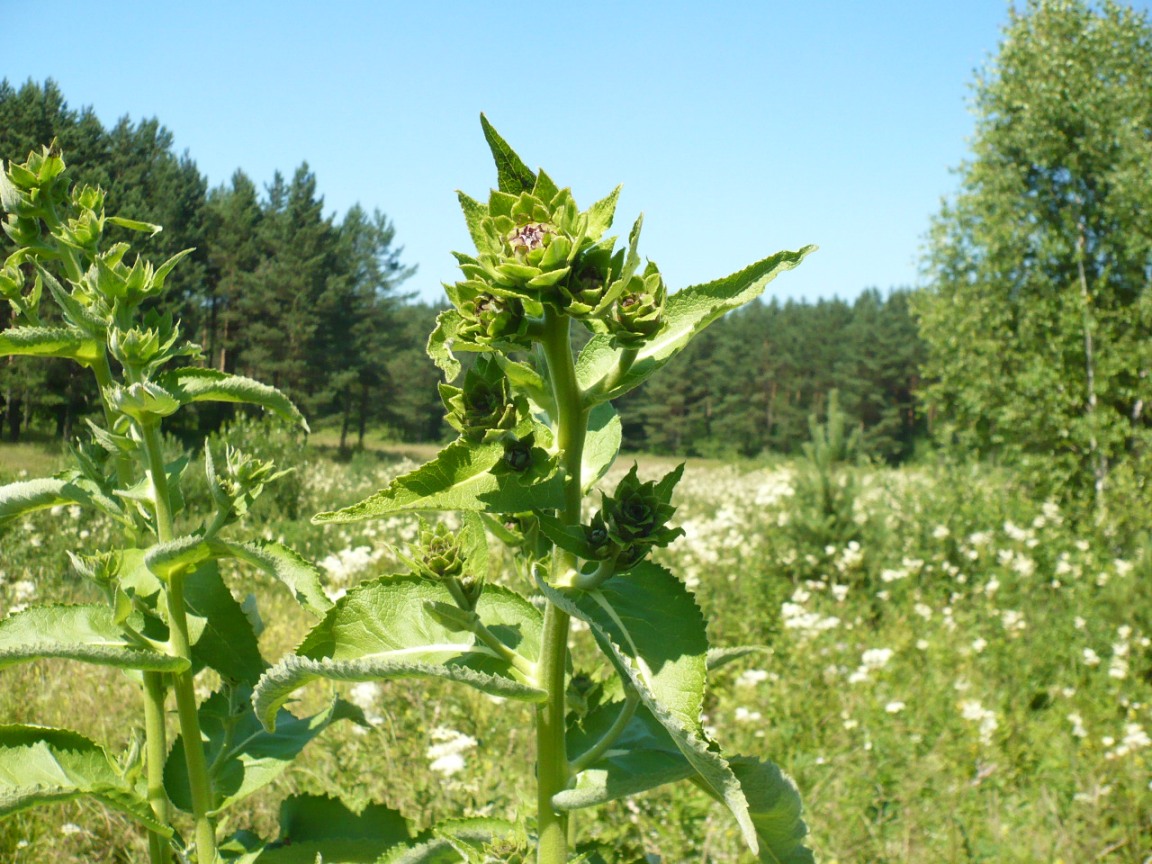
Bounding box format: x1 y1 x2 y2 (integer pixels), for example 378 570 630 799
206 445 291 526
582 464 684 574
447 157 668 351
439 355 528 444
407 520 485 611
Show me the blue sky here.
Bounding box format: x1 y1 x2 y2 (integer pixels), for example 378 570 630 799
6 2 1146 305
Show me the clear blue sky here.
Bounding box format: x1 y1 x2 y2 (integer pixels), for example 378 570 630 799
6 1 1147 305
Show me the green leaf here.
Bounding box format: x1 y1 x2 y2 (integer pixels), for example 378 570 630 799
427 308 464 380
0 476 117 525
378 818 518 864
0 724 169 834
212 538 333 616
0 604 185 673
577 246 816 402
312 438 563 524
158 367 308 432
585 185 622 241
253 576 544 730
456 191 491 255
537 563 758 851
106 215 162 235
0 326 100 365
707 645 769 672
698 758 815 864
480 114 536 194
558 700 695 809
165 690 365 814
582 402 621 493
184 561 267 685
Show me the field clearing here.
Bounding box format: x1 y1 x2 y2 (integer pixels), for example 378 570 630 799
0 438 1149 862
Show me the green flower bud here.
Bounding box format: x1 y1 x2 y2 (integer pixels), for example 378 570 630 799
601 463 684 548
558 244 625 321
439 355 526 443
416 521 467 580
607 261 666 348
455 286 532 348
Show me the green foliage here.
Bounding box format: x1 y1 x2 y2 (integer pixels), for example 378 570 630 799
915 0 1152 516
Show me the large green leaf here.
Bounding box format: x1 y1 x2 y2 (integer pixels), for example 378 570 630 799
576 246 816 402
558 700 695 810
537 563 758 851
253 576 545 730
184 561 267 685
0 724 168 834
157 367 308 432
213 538 333 616
165 690 364 814
220 794 415 863
0 604 185 673
0 475 120 525
0 326 100 365
311 438 563 524
699 758 815 864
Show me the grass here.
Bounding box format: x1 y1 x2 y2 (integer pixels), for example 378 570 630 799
1 434 1150 862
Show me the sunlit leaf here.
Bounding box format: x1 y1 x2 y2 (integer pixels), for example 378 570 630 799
253 576 544 730
158 367 308 431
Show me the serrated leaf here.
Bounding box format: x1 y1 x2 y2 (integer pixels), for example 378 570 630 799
0 476 114 524
456 191 491 255
577 246 816 402
312 438 563 524
582 402 621 493
537 563 758 851
0 326 100 364
165 690 365 814
427 307 464 380
0 724 169 834
699 758 815 864
184 561 267 685
253 576 544 730
480 115 536 194
558 700 695 809
0 604 185 673
707 645 770 672
378 818 518 864
585 185 622 241
212 538 333 616
157 367 308 432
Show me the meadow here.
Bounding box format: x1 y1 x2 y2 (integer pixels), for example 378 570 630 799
1 427 1148 863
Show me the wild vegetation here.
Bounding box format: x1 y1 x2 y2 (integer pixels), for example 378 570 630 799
3 0 1152 861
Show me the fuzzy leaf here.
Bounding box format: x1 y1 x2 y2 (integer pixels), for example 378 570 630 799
558 700 695 809
312 438 563 523
253 576 544 730
480 115 536 194
378 818 518 864
538 563 758 851
698 758 815 864
582 402 621 493
158 367 308 432
0 725 169 834
585 185 622 241
0 604 185 673
0 476 115 524
213 538 333 616
165 690 365 813
184 561 267 685
577 246 816 402
426 307 464 380
707 645 770 672
0 326 100 364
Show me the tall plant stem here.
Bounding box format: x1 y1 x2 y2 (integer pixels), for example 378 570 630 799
535 308 589 863
93 358 170 862
140 420 217 863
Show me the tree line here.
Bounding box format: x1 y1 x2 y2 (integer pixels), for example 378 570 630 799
0 78 929 460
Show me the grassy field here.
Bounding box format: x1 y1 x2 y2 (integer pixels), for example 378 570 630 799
0 435 1149 862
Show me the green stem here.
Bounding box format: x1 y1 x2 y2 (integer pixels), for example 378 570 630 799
535 308 589 864
142 671 171 864
569 687 640 775
140 420 217 863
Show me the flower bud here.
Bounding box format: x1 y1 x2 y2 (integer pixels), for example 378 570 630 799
440 356 526 443
607 262 666 348
601 463 684 549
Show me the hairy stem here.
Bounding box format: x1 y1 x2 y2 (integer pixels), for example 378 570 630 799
140 420 217 863
142 671 171 864
535 307 589 863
